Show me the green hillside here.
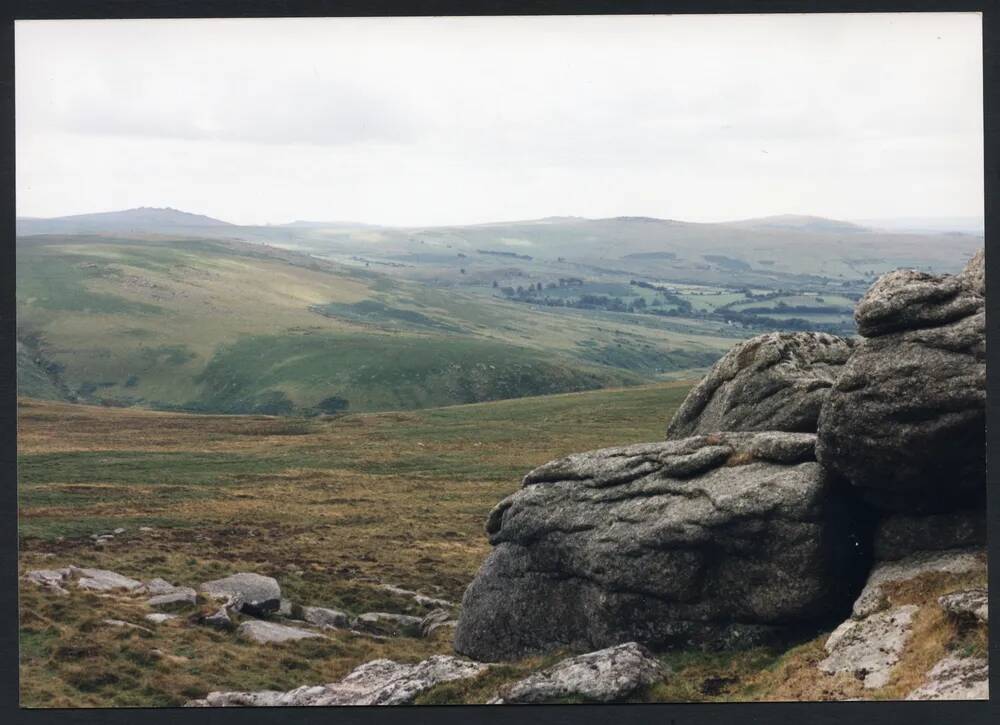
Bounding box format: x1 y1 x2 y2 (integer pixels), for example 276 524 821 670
16 235 736 414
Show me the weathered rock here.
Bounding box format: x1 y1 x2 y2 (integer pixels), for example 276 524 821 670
873 510 986 561
666 332 854 438
103 618 154 634
301 606 351 629
237 620 324 644
379 583 455 609
354 612 423 637
818 604 918 689
420 608 457 637
454 431 869 661
938 589 988 626
147 587 198 610
144 578 181 596
203 606 234 631
198 573 281 616
852 548 984 619
69 566 144 592
145 613 179 624
906 655 988 700
25 568 71 595
817 251 985 513
491 643 664 704
186 655 488 706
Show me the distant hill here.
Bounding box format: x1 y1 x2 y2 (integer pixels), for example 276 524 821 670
16 207 233 236
721 214 869 234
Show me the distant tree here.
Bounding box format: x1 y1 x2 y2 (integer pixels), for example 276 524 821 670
492 280 499 288
460 268 466 274
500 286 515 296
633 297 647 310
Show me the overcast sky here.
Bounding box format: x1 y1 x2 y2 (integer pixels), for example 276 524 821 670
16 14 983 227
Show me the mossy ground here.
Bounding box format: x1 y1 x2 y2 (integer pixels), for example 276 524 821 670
17 385 986 706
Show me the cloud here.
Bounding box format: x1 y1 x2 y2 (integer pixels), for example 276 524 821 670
15 14 984 225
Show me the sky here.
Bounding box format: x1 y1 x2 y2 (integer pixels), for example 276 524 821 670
16 13 984 227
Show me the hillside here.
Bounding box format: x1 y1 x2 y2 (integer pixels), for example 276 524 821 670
16 207 233 235
16 235 736 414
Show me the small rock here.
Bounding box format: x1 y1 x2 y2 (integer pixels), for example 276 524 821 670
25 568 71 596
203 606 234 631
379 584 455 609
354 612 422 637
818 605 919 689
139 526 155 533
186 655 488 706
492 642 664 704
103 618 154 634
938 589 988 625
145 613 179 624
420 608 457 637
144 578 180 596
301 606 351 629
69 566 144 592
237 620 325 644
198 573 281 616
147 587 198 610
906 655 988 700
113 527 126 535
852 549 984 618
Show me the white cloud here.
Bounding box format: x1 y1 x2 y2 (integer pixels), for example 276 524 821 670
16 13 983 226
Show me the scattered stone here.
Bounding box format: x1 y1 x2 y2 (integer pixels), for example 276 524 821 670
203 606 234 631
186 655 488 706
147 587 198 610
145 613 179 624
237 620 325 644
666 331 853 438
103 618 154 634
301 606 351 629
69 566 144 592
455 431 869 661
144 578 181 596
198 573 281 616
354 612 423 637
906 655 988 700
818 605 919 689
490 643 664 704
113 527 126 535
25 568 71 594
817 250 985 513
138 526 155 532
420 608 457 637
379 584 456 609
873 510 986 561
852 548 984 619
938 589 988 626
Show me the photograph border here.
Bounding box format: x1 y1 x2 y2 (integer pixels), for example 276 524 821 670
0 1 995 724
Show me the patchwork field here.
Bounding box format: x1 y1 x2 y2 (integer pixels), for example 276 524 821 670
18 383 984 706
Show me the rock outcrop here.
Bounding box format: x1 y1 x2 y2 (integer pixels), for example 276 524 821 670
187 655 488 706
817 251 985 513
237 620 325 644
872 509 986 561
454 431 869 661
906 655 989 700
938 589 988 626
666 332 854 437
818 604 919 689
198 573 281 617
490 643 664 704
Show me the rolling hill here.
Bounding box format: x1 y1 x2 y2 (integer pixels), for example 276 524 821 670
16 234 737 414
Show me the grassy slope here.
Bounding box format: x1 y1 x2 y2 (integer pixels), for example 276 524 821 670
16 236 738 413
18 385 985 706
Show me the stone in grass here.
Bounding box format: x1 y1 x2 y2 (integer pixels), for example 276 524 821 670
203 606 235 631
301 606 351 629
198 573 281 616
103 618 154 634
237 620 325 644
144 578 180 596
145 613 179 625
186 655 488 706
491 642 665 704
906 655 989 700
938 589 988 626
147 587 198 610
818 605 919 689
70 566 144 592
353 612 423 637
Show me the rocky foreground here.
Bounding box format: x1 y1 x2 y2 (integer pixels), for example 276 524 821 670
24 251 988 704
